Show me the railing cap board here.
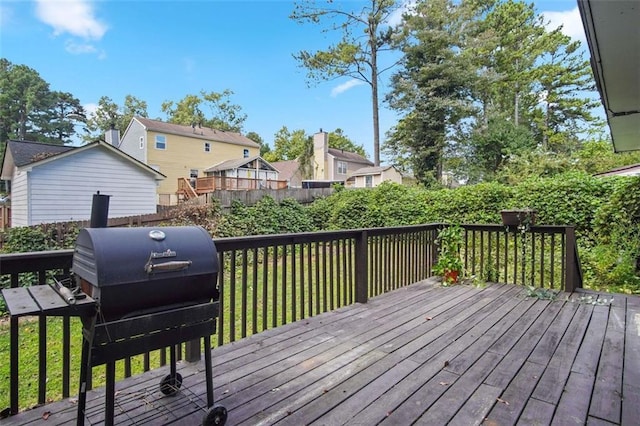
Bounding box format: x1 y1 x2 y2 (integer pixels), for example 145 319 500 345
0 249 74 274
212 224 443 251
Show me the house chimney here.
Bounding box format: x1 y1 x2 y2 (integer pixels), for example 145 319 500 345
105 129 120 147
313 130 328 180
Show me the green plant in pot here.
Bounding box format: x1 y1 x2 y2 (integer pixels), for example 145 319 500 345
433 225 464 284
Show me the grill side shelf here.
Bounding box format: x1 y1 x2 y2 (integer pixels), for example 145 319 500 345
1 287 40 316
1 286 96 317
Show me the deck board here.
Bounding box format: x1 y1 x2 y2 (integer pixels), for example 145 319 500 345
589 304 625 424
3 279 638 426
622 297 640 425
530 301 593 405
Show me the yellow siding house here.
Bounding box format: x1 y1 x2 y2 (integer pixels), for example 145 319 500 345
119 117 260 204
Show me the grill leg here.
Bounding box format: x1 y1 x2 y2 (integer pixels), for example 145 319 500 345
76 336 91 426
105 362 116 426
204 335 214 408
160 345 183 396
170 344 177 378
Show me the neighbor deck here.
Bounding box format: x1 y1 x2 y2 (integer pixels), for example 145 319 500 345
2 279 639 425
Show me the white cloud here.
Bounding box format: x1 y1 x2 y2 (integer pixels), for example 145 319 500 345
542 7 585 42
65 39 97 54
35 0 107 40
83 103 98 116
331 79 365 97
387 0 416 28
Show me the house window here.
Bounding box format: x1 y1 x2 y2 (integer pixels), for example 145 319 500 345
139 136 144 149
204 142 210 152
337 161 347 175
365 175 373 188
243 149 249 158
155 134 166 150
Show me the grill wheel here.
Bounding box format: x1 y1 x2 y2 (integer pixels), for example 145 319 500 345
159 373 183 396
203 405 228 426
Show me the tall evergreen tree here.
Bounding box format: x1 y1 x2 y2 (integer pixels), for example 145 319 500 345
38 91 85 144
531 30 601 152
481 0 546 128
386 0 478 184
0 59 86 149
0 59 51 142
291 0 401 166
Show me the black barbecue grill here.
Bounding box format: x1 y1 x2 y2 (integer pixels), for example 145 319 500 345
71 226 227 426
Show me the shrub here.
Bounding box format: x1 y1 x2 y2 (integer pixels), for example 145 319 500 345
420 182 513 224
218 197 314 237
367 182 425 227
511 171 614 236
328 189 373 230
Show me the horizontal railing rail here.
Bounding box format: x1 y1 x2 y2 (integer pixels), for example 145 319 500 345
0 223 581 416
193 176 289 193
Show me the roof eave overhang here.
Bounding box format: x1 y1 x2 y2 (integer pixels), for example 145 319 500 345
578 0 640 152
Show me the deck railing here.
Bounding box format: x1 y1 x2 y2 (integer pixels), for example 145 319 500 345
189 176 289 193
0 223 580 416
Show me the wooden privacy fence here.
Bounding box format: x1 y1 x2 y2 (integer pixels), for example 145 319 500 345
0 223 581 415
0 205 9 230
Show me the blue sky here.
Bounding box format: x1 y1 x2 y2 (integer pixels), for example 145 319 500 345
0 0 591 160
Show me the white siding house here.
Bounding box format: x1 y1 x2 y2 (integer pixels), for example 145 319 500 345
347 165 403 188
0 140 165 226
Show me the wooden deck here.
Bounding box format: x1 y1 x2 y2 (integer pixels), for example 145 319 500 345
3 279 639 425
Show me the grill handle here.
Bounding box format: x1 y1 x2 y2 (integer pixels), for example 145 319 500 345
145 260 193 274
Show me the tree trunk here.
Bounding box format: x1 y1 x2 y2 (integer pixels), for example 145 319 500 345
514 59 520 126
514 88 519 127
18 109 27 140
542 94 550 150
370 34 381 167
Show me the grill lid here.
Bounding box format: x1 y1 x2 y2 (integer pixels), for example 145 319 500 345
72 226 218 287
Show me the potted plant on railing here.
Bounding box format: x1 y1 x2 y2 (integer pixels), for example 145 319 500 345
433 225 464 285
500 208 537 231
501 208 537 285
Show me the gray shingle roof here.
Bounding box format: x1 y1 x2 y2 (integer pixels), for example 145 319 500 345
348 165 395 177
7 140 74 167
328 147 373 166
270 160 300 181
135 117 260 148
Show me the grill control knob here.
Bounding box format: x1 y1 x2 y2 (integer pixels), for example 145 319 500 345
149 230 166 241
